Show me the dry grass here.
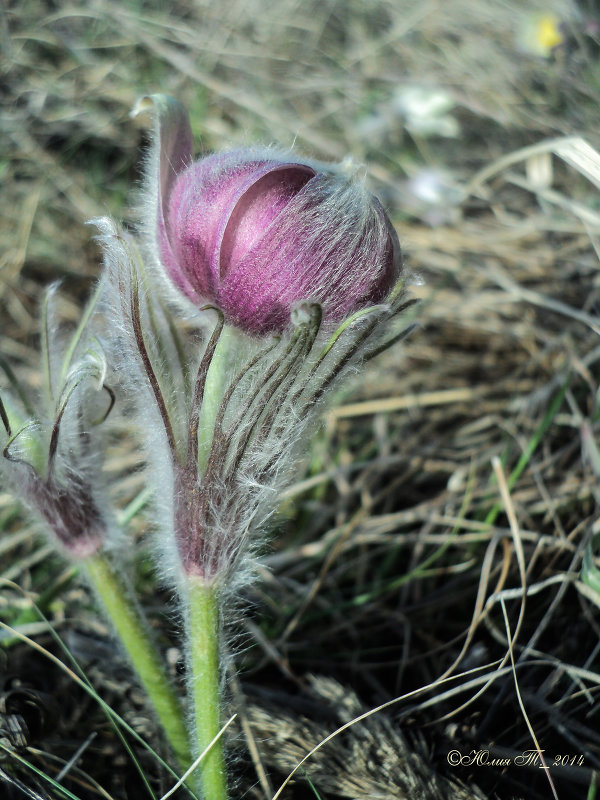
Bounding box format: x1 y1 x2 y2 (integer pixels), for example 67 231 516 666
2 1 600 798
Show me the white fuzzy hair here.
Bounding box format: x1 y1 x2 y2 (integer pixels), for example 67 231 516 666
94 213 414 601
93 217 186 586
0 284 121 560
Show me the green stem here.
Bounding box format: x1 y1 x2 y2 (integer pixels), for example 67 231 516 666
84 553 192 772
187 577 228 800
197 326 233 476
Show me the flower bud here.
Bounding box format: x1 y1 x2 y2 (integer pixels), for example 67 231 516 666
0 288 113 561
138 95 402 335
1 387 108 560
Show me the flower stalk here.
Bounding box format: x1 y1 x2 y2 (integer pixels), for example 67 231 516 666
85 553 192 772
196 325 233 476
186 578 228 800
0 286 192 778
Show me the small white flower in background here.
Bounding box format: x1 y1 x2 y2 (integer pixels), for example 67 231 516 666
409 169 454 205
354 85 459 148
402 168 463 227
392 86 460 139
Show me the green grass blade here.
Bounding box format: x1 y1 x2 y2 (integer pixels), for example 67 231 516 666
484 378 570 526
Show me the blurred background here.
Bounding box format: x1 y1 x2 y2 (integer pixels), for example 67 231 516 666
2 1 600 798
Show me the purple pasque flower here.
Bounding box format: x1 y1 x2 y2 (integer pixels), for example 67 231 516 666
96 214 417 585
135 94 402 335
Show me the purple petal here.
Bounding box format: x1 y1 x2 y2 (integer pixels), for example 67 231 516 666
219 175 401 333
167 154 314 299
219 164 315 278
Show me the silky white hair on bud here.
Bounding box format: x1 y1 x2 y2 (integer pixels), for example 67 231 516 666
94 207 416 607
0 281 120 559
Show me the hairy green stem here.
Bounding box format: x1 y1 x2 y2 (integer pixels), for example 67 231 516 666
197 326 233 476
84 553 192 772
187 577 228 800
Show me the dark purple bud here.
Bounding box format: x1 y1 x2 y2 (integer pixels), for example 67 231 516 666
30 471 105 559
139 95 402 335
0 310 112 561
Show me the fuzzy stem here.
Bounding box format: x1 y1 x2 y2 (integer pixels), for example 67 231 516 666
186 577 228 800
84 553 192 773
196 325 232 476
